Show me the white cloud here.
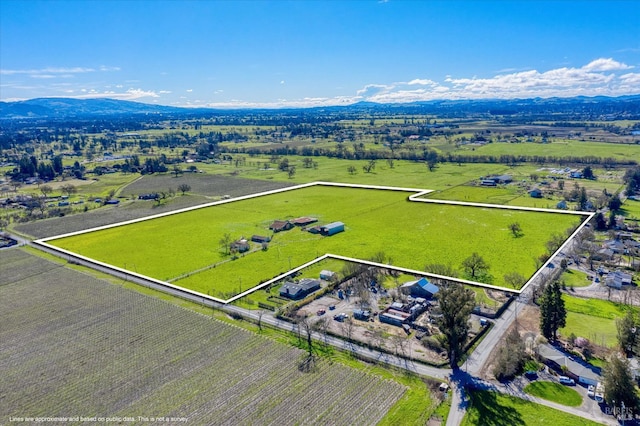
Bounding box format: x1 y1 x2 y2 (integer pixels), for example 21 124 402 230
62 88 160 100
353 58 640 104
582 58 633 71
186 89 193 92
0 66 120 76
407 78 437 86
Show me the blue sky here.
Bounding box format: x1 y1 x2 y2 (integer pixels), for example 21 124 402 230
1 0 639 107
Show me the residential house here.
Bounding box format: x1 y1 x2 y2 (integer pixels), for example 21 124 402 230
537 343 600 386
230 239 250 253
279 278 321 300
606 270 633 289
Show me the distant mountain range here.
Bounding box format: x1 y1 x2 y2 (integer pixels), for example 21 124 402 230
1 95 639 119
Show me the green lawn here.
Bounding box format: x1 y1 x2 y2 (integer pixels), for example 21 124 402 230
462 390 602 426
47 184 584 299
523 381 582 406
560 268 592 288
559 294 637 348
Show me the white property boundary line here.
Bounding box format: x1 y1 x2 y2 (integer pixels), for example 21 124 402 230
34 181 593 304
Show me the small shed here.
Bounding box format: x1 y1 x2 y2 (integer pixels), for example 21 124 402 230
251 235 271 244
321 221 345 236
320 270 336 281
292 217 318 226
270 220 293 233
529 188 543 198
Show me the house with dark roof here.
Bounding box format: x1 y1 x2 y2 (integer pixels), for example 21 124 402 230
606 270 633 289
529 188 543 198
279 278 321 300
251 235 271 244
537 343 600 386
269 220 294 233
230 239 250 253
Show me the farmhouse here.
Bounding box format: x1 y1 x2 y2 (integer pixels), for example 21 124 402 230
230 239 250 253
482 175 513 186
269 220 294 232
537 343 600 386
321 221 345 236
401 277 439 299
279 278 321 300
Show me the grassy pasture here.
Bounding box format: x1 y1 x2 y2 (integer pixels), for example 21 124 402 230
454 140 640 163
560 268 592 288
523 381 582 406
462 390 601 426
558 294 637 347
48 184 583 298
197 156 512 190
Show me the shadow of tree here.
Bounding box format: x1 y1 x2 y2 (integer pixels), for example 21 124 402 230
464 390 526 426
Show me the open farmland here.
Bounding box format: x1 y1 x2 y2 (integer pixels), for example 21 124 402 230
44 183 586 299
14 175 294 239
0 249 406 425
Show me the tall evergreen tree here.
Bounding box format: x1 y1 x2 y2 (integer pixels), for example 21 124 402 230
539 281 566 341
616 310 639 357
435 282 476 369
603 356 640 416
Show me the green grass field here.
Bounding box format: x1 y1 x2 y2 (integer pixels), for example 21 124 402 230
560 269 592 288
454 139 640 163
462 390 602 426
523 381 582 406
559 294 638 348
46 184 585 299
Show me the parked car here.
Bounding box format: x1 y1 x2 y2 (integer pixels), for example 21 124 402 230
333 313 348 322
559 376 575 386
587 385 595 398
316 309 326 316
524 370 538 380
328 305 336 310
